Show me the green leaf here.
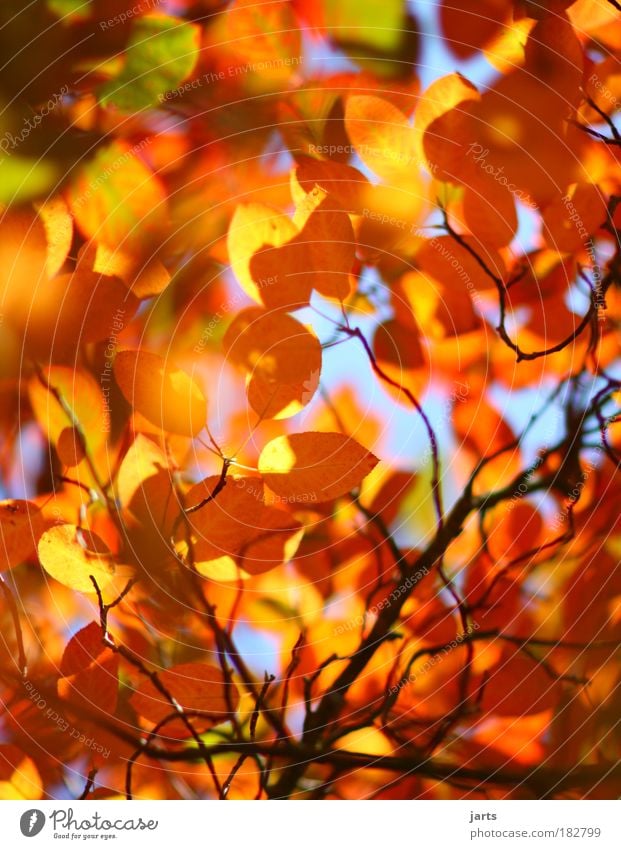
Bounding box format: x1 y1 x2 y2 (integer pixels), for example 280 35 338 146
0 156 59 205
99 14 200 111
324 0 405 52
48 0 92 21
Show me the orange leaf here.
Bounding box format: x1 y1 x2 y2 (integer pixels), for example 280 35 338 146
439 0 509 59
0 746 42 800
373 318 425 372
56 426 86 468
35 196 73 278
114 349 207 438
180 476 302 576
85 242 171 300
131 663 240 737
69 141 167 250
0 209 48 331
295 158 370 214
224 307 321 419
227 202 298 305
417 235 504 292
259 432 379 502
477 649 562 717
116 434 176 533
58 622 119 714
542 184 607 253
462 178 518 248
0 501 47 571
415 73 479 176
28 366 108 452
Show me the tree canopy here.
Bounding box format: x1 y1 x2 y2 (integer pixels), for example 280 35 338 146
0 0 620 801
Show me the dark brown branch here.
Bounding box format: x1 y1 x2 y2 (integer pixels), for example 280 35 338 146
440 210 605 362
90 576 223 796
251 672 275 741
184 457 231 515
78 768 98 800
337 324 444 530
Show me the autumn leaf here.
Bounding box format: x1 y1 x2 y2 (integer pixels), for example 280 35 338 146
0 746 42 800
89 244 171 300
28 366 108 452
100 15 201 111
258 432 379 502
2 0 621 804
114 349 207 438
131 663 240 737
56 426 86 468
345 94 415 181
477 649 562 717
70 141 167 250
0 501 47 571
321 0 405 52
223 307 322 418
116 433 175 530
178 476 302 577
58 622 119 715
34 196 73 278
37 525 116 593
229 188 355 310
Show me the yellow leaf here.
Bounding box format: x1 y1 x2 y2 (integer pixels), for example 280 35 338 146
37 524 115 593
227 203 297 304
28 366 108 451
35 196 73 278
0 748 42 800
345 95 416 182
